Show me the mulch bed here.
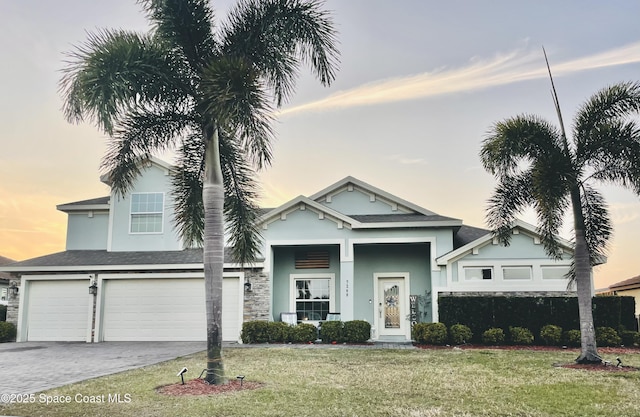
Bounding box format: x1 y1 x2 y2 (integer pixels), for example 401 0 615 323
157 378 264 396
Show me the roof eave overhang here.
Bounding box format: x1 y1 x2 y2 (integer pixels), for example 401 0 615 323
353 220 463 229
0 261 265 274
56 204 110 213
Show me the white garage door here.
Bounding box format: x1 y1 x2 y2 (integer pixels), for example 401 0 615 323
26 280 90 341
101 277 242 342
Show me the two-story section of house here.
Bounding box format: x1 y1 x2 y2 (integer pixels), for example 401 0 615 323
2 158 580 343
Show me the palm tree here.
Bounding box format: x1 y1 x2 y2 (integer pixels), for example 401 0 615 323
60 0 338 384
480 75 640 363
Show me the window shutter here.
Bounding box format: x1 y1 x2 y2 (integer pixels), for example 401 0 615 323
295 251 330 269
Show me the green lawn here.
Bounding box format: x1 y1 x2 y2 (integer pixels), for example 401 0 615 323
3 347 640 417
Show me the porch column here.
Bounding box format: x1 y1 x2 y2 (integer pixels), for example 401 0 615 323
339 260 354 321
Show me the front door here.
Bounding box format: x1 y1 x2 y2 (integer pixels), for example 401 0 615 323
376 277 407 337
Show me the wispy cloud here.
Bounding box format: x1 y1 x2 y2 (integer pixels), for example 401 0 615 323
386 154 427 165
279 42 640 116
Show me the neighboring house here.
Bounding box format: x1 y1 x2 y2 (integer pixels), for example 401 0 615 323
598 275 640 320
1 158 581 343
0 255 16 306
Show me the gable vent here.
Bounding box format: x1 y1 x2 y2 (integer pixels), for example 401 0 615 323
295 250 330 269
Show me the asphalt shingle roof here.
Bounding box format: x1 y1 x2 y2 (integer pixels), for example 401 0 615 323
1 249 263 271
453 225 490 249
58 196 110 207
609 275 640 290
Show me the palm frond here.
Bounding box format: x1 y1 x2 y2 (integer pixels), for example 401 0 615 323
220 0 339 106
219 131 263 266
201 56 275 168
480 115 562 176
579 185 611 264
485 172 533 245
60 29 190 135
138 0 217 72
101 110 196 196
574 81 640 144
582 119 640 193
171 134 206 247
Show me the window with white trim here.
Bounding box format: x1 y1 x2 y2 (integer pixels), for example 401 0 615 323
130 193 164 233
541 265 570 280
291 275 335 322
502 266 532 280
464 267 493 281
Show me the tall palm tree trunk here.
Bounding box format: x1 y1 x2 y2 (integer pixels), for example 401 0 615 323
203 127 226 384
571 189 601 364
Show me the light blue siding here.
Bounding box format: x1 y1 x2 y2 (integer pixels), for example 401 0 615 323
353 243 432 324
318 187 398 215
272 245 341 322
109 165 182 251
66 212 109 250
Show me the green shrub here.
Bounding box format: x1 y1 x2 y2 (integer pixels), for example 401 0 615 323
241 321 270 344
413 322 448 345
509 327 534 345
291 323 318 343
620 330 638 347
320 321 343 343
563 329 581 347
449 324 472 345
596 327 621 347
343 320 371 343
267 321 292 343
0 305 6 321
0 321 16 342
539 324 563 346
481 328 505 345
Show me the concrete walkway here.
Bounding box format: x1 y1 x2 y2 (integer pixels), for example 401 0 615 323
0 341 206 397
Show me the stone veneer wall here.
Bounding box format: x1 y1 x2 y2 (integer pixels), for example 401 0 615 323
243 270 270 321
6 279 20 326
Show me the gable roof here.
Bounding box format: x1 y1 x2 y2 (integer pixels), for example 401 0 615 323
309 176 439 216
258 176 462 229
99 156 174 186
608 274 640 291
436 219 575 265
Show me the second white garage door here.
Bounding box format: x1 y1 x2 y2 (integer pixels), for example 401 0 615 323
101 277 242 342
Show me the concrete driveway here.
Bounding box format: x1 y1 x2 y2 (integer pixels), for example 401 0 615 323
0 341 206 397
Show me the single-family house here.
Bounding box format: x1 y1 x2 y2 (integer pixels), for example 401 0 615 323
598 275 640 322
0 255 15 306
1 158 581 343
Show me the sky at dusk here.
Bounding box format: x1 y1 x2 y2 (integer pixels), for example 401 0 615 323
1 1 639 289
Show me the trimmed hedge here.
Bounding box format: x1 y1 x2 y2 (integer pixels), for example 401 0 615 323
291 323 317 343
242 320 371 344
449 324 473 345
596 326 622 347
509 327 534 345
439 295 637 343
0 321 16 342
343 320 371 343
539 324 563 346
241 321 270 344
563 329 581 347
320 321 343 343
482 328 505 345
413 322 448 345
0 305 6 322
